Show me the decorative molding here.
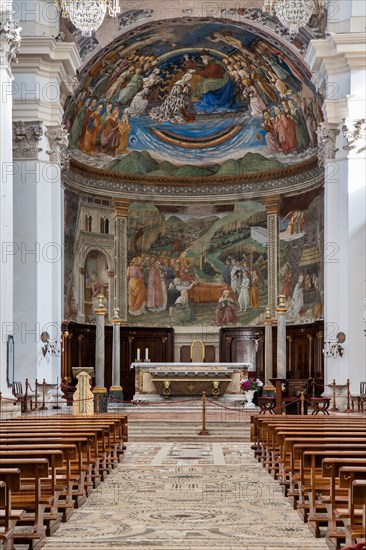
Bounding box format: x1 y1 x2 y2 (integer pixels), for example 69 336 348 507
267 210 279 317
342 119 366 156
65 160 322 201
46 125 70 170
115 217 128 321
317 123 340 167
0 19 21 68
12 121 43 159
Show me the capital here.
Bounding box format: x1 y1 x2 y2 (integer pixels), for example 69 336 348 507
317 122 340 167
342 119 366 157
13 121 43 159
0 18 21 68
46 125 70 170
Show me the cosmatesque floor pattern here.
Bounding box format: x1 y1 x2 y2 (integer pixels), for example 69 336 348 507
45 442 328 550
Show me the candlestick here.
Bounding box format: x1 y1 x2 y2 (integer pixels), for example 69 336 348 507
136 348 140 361
145 348 149 361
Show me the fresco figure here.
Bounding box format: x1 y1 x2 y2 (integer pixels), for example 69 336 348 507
171 289 195 325
215 290 238 325
281 271 293 305
249 269 260 307
80 103 103 154
146 259 164 311
231 260 244 296
125 87 150 117
238 271 250 311
190 53 236 113
288 274 304 317
221 257 233 286
262 110 280 153
149 72 196 124
127 258 147 316
117 69 143 104
116 113 131 154
100 107 120 156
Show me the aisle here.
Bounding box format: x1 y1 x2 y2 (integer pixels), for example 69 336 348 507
45 440 328 550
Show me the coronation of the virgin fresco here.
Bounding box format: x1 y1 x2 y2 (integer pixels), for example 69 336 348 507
64 18 322 179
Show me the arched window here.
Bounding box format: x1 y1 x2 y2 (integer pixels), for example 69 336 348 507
105 218 109 234
88 215 92 232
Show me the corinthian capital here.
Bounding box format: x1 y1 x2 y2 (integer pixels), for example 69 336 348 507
342 119 366 157
0 19 21 67
12 121 43 159
46 125 70 171
317 123 340 167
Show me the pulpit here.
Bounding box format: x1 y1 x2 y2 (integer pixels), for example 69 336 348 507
131 362 252 400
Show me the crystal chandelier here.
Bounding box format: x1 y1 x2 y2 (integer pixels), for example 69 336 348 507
263 0 324 35
54 1 120 37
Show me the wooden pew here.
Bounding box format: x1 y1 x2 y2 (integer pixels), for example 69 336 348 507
343 479 366 546
0 469 26 550
0 458 49 550
321 462 366 548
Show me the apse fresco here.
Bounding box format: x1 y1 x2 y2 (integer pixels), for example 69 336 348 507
279 192 324 323
64 19 322 179
126 201 267 326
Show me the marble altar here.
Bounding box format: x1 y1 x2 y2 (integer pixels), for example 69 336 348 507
131 362 252 401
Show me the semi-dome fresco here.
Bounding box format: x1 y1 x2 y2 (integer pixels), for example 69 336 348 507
64 18 322 180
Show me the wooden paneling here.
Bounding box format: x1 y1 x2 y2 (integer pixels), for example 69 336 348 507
61 322 174 401
220 321 324 382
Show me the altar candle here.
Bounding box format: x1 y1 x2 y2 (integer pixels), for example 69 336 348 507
145 348 149 361
136 348 140 361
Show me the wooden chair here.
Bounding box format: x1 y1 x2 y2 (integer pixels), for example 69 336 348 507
11 381 32 413
190 340 205 363
351 382 366 412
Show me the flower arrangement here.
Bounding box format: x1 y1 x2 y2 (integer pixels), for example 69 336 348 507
240 377 264 392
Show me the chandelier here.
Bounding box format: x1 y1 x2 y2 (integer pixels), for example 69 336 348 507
262 0 324 35
54 1 120 37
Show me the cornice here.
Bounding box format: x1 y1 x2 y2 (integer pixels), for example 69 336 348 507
16 36 81 74
64 159 323 203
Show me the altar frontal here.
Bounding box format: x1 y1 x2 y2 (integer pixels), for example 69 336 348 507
131 362 252 400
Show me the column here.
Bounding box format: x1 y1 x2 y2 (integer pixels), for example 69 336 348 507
264 306 273 386
265 196 280 317
306 13 366 404
0 1 21 416
94 295 106 388
109 308 123 407
11 0 80 385
107 270 115 321
276 295 288 379
113 199 130 322
78 267 86 322
93 294 107 412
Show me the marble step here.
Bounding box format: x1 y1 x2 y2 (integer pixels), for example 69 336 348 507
128 421 250 441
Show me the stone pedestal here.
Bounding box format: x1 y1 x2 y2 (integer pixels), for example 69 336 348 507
93 387 108 414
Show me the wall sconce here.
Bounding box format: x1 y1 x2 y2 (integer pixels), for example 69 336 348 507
322 332 346 358
41 331 61 357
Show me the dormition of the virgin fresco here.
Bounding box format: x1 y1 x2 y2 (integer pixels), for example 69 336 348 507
64 19 322 180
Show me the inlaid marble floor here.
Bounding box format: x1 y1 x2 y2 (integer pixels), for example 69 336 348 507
45 442 328 550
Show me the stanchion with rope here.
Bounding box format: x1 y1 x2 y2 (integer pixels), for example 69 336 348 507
39 379 48 411
344 379 353 413
300 392 305 415
198 391 210 436
329 379 339 412
34 379 38 411
311 378 316 398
